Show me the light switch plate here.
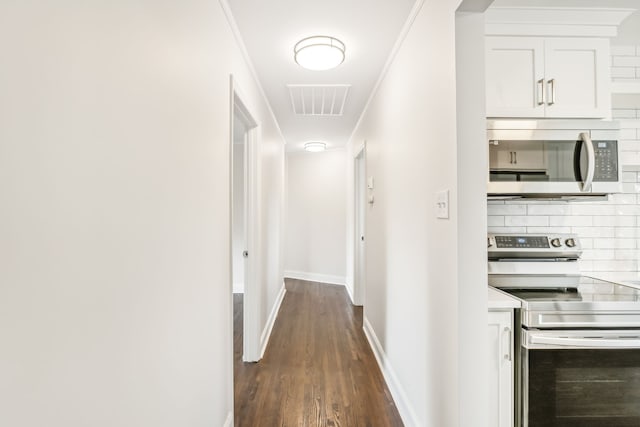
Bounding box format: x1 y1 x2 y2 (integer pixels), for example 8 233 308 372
436 190 449 219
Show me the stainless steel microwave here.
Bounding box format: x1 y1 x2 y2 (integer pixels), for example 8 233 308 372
487 120 622 198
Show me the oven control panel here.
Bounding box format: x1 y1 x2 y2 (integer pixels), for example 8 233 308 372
488 233 582 259
494 235 549 248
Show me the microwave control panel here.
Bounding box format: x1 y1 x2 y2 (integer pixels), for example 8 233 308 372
593 140 618 182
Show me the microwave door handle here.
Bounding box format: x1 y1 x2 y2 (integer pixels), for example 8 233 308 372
530 334 640 348
580 132 595 192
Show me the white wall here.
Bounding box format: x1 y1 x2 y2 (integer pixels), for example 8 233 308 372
456 7 490 427
0 1 285 426
285 150 347 285
346 0 463 424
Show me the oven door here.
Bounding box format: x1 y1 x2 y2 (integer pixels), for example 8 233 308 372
520 330 640 427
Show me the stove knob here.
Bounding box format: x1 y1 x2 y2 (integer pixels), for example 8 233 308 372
550 238 562 248
565 238 576 248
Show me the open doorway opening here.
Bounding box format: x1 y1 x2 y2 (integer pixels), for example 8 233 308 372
353 144 366 306
230 77 261 368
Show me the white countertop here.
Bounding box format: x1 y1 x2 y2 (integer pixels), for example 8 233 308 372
586 273 640 291
488 286 521 310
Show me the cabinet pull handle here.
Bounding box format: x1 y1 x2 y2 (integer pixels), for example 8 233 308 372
514 151 517 164
510 151 514 164
537 78 545 106
548 78 556 105
503 326 512 361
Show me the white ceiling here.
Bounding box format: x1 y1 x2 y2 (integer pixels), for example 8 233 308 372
229 0 640 152
228 0 417 151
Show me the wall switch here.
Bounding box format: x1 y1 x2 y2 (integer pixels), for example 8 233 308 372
367 176 374 190
436 190 449 219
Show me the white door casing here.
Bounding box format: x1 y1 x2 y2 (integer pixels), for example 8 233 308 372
230 76 262 363
353 143 366 307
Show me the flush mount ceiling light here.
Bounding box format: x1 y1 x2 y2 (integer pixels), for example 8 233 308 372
294 36 345 71
304 142 326 152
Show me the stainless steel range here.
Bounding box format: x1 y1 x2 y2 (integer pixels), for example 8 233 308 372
488 233 640 427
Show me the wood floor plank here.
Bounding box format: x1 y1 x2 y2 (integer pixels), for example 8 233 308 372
234 279 404 427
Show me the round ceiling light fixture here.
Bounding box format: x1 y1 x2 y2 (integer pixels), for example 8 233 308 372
294 36 345 71
304 142 327 152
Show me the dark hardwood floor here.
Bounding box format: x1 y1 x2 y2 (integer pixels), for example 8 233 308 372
234 279 404 427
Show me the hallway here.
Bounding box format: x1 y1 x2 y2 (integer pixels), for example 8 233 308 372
234 279 403 426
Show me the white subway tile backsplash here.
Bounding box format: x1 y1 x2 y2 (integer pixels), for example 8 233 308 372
620 128 638 139
615 205 640 215
623 172 638 183
526 226 572 234
608 193 636 204
487 204 527 215
549 216 593 226
487 226 527 234
526 204 571 215
614 109 638 119
505 216 549 226
570 204 617 216
619 119 640 129
621 140 640 152
582 249 615 260
592 260 638 272
572 227 615 238
615 227 640 238
612 67 637 79
592 215 636 227
621 151 640 166
613 250 640 260
487 216 505 227
613 56 640 67
612 45 636 56
593 239 636 249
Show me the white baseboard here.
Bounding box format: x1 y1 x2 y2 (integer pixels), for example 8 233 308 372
223 410 233 427
284 270 346 286
363 317 420 427
344 280 355 305
232 282 244 294
259 282 286 358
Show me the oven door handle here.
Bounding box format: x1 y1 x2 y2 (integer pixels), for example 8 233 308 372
529 334 640 349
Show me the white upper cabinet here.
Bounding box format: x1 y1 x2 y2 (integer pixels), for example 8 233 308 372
486 37 611 118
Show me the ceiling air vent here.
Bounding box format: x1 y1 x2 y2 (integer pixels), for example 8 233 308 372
287 84 350 116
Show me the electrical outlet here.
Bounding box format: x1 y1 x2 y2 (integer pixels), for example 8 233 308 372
436 190 449 219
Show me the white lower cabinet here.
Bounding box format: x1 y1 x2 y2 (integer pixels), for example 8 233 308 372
488 310 514 427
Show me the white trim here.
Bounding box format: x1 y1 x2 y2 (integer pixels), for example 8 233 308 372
230 77 262 364
363 317 420 427
344 280 355 305
485 23 617 37
259 282 287 358
284 270 347 286
232 282 244 294
218 0 287 145
223 411 233 427
347 0 425 146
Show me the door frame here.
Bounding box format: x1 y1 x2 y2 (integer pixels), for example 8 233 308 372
229 76 262 363
353 142 366 306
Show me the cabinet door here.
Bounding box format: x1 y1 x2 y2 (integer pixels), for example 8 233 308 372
486 37 545 118
488 310 514 427
544 38 610 118
489 141 546 171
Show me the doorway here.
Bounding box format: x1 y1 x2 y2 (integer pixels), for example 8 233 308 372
230 77 261 364
353 144 366 306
